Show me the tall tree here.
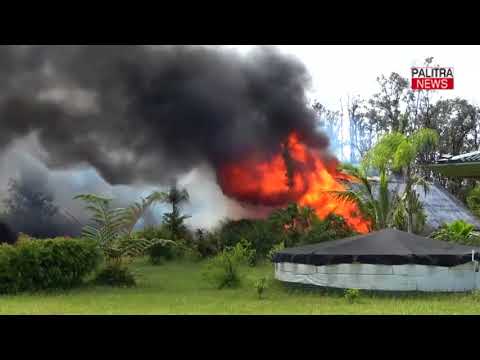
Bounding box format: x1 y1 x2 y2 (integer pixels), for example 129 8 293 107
367 72 410 134
163 185 191 241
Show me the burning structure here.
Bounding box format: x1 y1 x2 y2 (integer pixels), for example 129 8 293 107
0 45 368 235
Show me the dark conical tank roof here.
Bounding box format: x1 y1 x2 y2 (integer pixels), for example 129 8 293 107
273 228 480 267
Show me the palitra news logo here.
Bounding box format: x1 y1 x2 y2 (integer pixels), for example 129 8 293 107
411 67 454 90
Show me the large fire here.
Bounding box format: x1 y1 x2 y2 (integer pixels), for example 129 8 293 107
218 132 371 233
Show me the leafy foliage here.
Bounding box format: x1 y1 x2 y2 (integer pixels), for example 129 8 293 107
74 192 174 264
431 220 480 246
193 228 221 259
268 203 317 247
0 237 101 294
134 226 177 265
202 241 252 289
267 241 285 263
335 128 438 233
344 288 361 304
94 261 136 287
299 214 357 245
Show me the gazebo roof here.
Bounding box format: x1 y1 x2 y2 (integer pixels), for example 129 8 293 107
273 228 480 267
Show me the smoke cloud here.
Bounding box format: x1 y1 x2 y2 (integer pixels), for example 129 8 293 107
0 45 328 235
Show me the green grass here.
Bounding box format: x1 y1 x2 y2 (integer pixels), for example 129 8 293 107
1 259 480 314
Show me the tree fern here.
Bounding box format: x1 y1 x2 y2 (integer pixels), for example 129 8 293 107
74 191 174 263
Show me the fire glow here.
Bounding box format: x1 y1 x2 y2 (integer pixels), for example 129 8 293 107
218 132 371 233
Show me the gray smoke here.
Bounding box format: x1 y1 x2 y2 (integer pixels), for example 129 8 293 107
0 45 327 235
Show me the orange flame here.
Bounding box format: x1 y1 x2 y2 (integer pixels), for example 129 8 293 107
218 132 370 233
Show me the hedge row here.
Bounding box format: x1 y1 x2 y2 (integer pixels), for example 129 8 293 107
0 237 102 294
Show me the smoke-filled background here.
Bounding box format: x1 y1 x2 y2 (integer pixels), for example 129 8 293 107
0 45 329 236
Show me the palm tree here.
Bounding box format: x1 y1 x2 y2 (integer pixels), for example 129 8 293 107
331 163 396 231
379 129 438 232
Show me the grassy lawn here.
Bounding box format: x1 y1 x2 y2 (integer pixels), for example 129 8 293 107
1 259 480 315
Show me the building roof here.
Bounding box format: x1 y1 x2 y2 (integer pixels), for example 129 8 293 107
426 150 480 178
273 228 480 267
388 180 480 233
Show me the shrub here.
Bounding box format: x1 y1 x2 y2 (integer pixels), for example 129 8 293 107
216 219 278 259
0 237 101 294
147 242 176 265
254 277 268 299
202 242 250 289
94 261 136 287
431 220 480 245
300 215 356 245
344 288 361 303
238 238 257 267
267 242 285 263
194 229 221 259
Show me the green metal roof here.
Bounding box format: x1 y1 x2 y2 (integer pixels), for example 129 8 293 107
425 150 480 178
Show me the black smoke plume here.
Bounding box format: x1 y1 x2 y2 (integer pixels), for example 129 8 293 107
0 45 328 236
0 45 326 185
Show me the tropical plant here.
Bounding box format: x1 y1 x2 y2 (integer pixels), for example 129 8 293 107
330 163 395 231
74 192 174 264
202 241 251 289
335 129 438 233
134 225 177 265
431 220 480 246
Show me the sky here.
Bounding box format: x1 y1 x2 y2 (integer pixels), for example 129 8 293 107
229 45 480 110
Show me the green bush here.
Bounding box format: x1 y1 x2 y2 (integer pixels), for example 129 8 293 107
0 237 101 294
202 242 251 289
194 229 221 259
299 214 357 245
267 242 285 263
431 220 480 245
94 261 136 287
147 242 176 265
344 288 361 303
215 219 278 259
